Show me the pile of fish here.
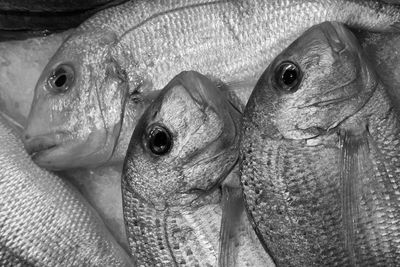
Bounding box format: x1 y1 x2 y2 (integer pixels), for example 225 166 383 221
2 0 400 266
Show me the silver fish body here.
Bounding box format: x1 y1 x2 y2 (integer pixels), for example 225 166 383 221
240 21 400 266
0 115 132 266
122 71 272 266
24 0 400 170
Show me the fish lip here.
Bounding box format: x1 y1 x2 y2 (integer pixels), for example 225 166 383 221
24 134 60 155
31 144 60 162
24 132 71 163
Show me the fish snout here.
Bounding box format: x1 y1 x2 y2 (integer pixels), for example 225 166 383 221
23 134 59 155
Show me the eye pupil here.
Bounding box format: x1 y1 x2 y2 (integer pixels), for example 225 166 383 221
282 68 297 86
47 64 74 93
275 61 301 92
54 74 67 87
148 125 172 155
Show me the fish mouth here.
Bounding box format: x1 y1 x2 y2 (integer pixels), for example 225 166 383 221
25 134 60 156
24 130 116 170
24 132 76 170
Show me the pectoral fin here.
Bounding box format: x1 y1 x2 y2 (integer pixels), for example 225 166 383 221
218 172 244 267
339 130 371 265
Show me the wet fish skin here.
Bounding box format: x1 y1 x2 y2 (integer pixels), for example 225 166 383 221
355 29 400 113
122 71 271 266
0 115 132 266
24 0 400 170
240 21 400 266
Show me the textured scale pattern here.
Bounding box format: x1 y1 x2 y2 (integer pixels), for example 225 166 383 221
123 178 221 267
0 116 132 266
240 23 400 266
122 71 273 266
241 89 400 266
25 0 400 169
123 178 273 267
107 0 400 100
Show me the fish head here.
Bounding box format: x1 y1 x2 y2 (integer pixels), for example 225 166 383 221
122 71 241 209
24 29 129 170
245 21 377 141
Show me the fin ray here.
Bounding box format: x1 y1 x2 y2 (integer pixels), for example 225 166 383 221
339 130 371 266
218 176 243 267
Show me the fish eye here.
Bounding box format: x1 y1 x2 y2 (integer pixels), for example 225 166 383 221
47 64 74 93
146 124 173 156
274 61 302 92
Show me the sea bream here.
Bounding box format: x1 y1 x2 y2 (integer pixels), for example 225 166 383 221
240 21 400 266
23 0 400 170
122 71 272 266
0 114 132 266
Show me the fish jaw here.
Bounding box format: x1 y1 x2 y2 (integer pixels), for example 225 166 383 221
24 129 116 170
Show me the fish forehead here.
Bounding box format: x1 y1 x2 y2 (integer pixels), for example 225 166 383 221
163 86 221 132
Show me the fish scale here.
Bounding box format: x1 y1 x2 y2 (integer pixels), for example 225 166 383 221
0 115 132 266
25 0 400 169
123 181 221 266
122 71 271 266
241 133 356 266
241 22 400 266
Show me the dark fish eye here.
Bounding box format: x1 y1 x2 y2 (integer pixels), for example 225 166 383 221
47 64 74 93
146 124 173 156
274 61 302 92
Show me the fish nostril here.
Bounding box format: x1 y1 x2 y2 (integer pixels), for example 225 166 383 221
24 134 31 141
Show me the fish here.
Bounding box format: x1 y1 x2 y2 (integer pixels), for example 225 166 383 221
122 71 272 266
0 113 133 266
354 29 400 112
240 21 400 266
23 0 400 170
0 31 133 252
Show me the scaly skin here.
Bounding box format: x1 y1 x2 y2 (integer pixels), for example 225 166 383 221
0 115 132 266
122 71 271 266
24 0 400 169
241 22 400 266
